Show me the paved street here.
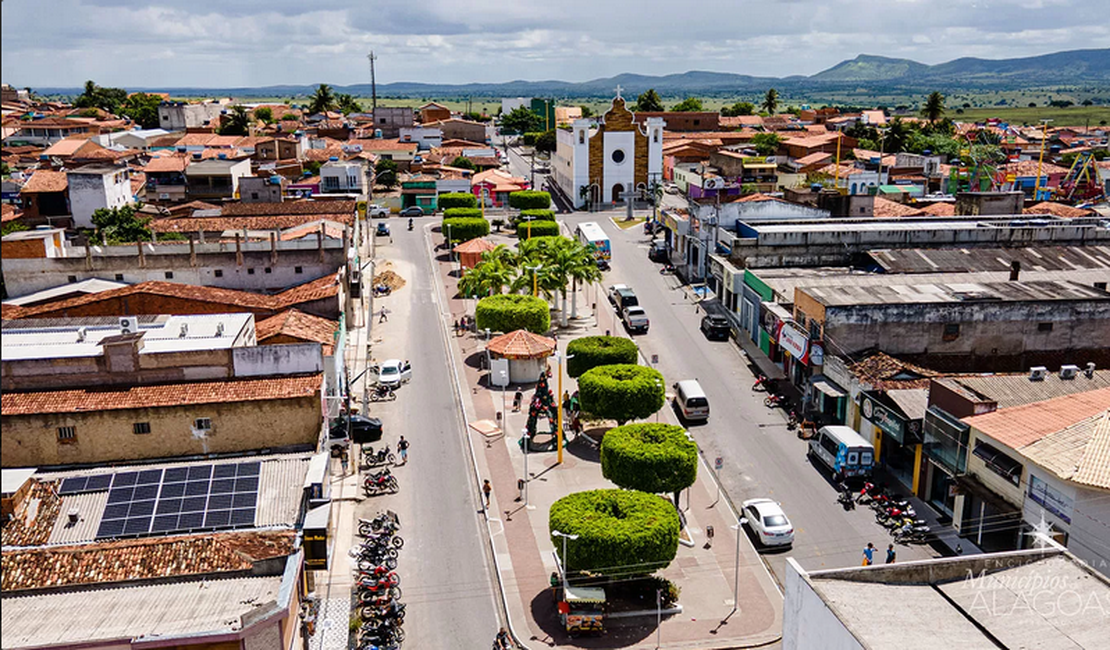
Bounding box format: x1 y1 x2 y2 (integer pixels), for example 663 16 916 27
557 212 938 585
354 222 500 648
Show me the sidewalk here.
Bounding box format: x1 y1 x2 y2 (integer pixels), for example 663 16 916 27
434 230 783 649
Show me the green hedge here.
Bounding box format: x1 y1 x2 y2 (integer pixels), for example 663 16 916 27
443 207 483 220
566 336 638 378
438 192 478 210
520 209 555 221
441 217 490 244
601 423 697 496
508 190 551 210
578 364 665 424
549 489 680 577
517 220 560 239
475 294 550 334
522 132 542 146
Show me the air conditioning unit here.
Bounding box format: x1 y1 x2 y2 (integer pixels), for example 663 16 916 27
1085 362 1096 379
1059 364 1080 380
119 317 136 334
76 327 88 342
1028 366 1048 381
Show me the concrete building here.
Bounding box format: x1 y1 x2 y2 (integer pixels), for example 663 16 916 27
94 128 172 150
425 118 488 143
634 111 719 132
239 175 286 203
368 106 414 138
552 92 664 209
5 117 96 146
184 157 252 201
501 97 530 116
320 159 370 196
143 154 189 203
783 548 1110 650
66 165 133 229
418 102 451 124
399 126 443 150
157 101 225 130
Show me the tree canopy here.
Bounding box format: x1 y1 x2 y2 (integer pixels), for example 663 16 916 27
308 84 337 114
761 88 779 115
119 92 162 129
601 423 697 503
500 106 542 134
921 91 946 124
375 159 399 189
721 101 755 117
751 132 782 156
670 97 704 112
450 156 477 171
218 105 251 136
578 364 665 425
336 93 362 115
74 80 128 114
634 89 664 113
566 336 638 377
475 294 550 334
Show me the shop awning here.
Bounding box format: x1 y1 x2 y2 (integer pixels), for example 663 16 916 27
971 441 1023 486
564 586 606 604
811 377 846 399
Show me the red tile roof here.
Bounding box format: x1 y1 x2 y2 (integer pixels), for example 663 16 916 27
919 202 955 216
964 387 1110 449
1 203 22 224
21 169 68 193
2 373 322 416
144 154 189 173
873 197 924 218
488 330 555 359
151 213 352 233
1023 202 1095 218
256 309 338 354
0 480 61 547
222 200 355 217
848 352 943 390
1 531 296 591
1000 160 1069 177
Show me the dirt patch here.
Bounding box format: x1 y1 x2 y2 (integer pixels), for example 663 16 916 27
373 268 406 291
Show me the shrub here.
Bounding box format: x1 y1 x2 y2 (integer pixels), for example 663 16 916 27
566 336 638 378
549 489 680 577
443 207 483 220
508 190 551 210
578 364 665 425
475 294 550 334
518 209 555 222
441 217 489 244
522 132 542 146
601 423 697 501
438 192 478 210
518 220 559 239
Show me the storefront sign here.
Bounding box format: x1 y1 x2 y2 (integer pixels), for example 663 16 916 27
779 323 808 360
1028 475 1072 524
809 343 825 366
862 394 912 444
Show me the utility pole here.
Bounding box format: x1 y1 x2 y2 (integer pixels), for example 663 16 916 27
367 51 378 116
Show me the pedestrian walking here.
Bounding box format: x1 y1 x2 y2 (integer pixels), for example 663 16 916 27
862 542 875 566
339 448 349 475
512 390 523 412
885 544 897 564
397 435 410 464
379 308 389 323
482 479 492 509
705 524 715 549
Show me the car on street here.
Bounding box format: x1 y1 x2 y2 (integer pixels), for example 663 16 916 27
741 498 795 548
665 184 681 195
621 306 650 334
376 222 391 237
399 206 425 217
700 314 731 341
368 204 390 218
608 284 638 310
648 241 669 263
376 359 413 388
329 414 383 443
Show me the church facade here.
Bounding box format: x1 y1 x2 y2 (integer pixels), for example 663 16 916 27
552 91 665 209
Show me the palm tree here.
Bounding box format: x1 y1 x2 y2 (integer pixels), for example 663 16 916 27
761 88 779 115
921 91 946 124
459 256 515 298
336 93 362 115
219 105 251 136
308 84 337 115
564 241 602 320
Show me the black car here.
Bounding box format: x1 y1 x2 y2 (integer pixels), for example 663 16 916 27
329 415 383 443
648 241 669 263
700 314 731 341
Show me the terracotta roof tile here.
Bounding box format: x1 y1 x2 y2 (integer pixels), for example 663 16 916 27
256 309 337 354
1 203 22 224
488 330 555 359
1000 160 1069 177
1071 412 1110 489
152 213 352 234
919 202 955 216
144 154 189 173
873 197 924 217
1 531 296 591
42 137 89 157
2 374 321 416
963 387 1110 449
453 238 497 254
1023 202 1095 218
0 480 61 547
222 200 355 217
848 352 943 390
21 169 68 193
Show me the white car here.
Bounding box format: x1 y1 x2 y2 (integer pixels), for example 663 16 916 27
741 498 795 547
376 359 412 388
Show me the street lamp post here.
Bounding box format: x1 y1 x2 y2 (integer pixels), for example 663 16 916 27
554 351 575 464
526 264 542 297
551 530 579 592
729 520 747 618
499 370 508 423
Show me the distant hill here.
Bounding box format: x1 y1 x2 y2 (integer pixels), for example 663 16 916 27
34 48 1110 98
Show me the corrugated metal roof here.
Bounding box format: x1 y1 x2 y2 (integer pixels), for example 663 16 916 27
966 388 1110 450
0 575 282 648
950 372 1110 409
47 491 108 545
886 389 929 420
256 455 310 527
869 246 1110 273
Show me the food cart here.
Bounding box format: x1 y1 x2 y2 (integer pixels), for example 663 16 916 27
559 585 606 635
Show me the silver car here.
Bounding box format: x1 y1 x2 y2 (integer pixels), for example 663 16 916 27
741 498 795 547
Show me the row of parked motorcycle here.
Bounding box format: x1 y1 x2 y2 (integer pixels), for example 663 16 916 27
363 443 400 496
838 481 933 544
355 511 406 649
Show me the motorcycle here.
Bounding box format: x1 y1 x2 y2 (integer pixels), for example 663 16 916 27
836 482 856 511
752 374 773 391
361 446 396 468
368 385 396 402
659 264 676 275
764 393 787 409
786 409 799 430
361 512 401 534
407 218 414 231
363 474 400 495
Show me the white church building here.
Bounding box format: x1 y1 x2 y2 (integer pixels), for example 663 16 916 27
552 90 664 209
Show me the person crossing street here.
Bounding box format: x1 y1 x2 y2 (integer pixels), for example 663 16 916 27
397 435 410 464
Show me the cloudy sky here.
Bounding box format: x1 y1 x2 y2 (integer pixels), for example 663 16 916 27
2 0 1107 89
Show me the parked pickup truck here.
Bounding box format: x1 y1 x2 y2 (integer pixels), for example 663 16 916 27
608 284 639 311
621 306 650 334
367 204 390 218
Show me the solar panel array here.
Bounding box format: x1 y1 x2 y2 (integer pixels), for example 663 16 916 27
58 474 114 495
92 462 260 539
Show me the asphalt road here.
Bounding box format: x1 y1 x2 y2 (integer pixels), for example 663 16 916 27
559 212 936 584
357 223 499 648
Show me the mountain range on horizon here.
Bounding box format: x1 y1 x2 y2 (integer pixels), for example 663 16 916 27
32 48 1110 98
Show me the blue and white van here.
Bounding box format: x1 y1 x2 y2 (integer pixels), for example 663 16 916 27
808 425 874 480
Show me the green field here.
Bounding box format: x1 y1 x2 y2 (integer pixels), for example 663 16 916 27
945 105 1110 127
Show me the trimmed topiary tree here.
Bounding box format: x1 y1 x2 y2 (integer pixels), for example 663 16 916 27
549 489 680 577
578 364 665 425
566 336 638 378
441 217 489 244
508 190 551 210
519 209 556 221
601 423 697 506
438 192 478 210
518 220 559 239
443 207 483 220
475 294 550 334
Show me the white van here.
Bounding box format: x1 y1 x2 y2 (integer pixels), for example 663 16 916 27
807 425 875 480
673 380 710 421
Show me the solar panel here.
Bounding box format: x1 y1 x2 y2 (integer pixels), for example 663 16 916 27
187 465 212 481
230 508 255 526
163 467 189 482
151 515 178 533
133 484 160 500
159 482 185 498
137 469 163 485
96 518 126 538
207 493 234 510
103 503 130 520
58 477 89 495
123 516 152 536
156 498 182 515
232 492 257 509
234 476 259 493
181 496 208 513
107 487 134 505
86 474 113 491
237 462 261 477
178 511 205 530
128 500 156 517
113 471 140 487
185 480 210 496
213 464 238 479
209 478 236 494
204 509 231 528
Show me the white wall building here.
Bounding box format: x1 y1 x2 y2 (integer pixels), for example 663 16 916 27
66 165 133 229
157 102 225 130
320 160 369 196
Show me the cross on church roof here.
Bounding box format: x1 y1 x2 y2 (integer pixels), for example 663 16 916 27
615 85 623 100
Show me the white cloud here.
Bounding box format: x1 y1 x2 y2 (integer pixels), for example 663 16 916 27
1 0 1107 88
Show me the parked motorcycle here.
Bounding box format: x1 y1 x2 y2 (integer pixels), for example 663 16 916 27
369 385 396 402
764 393 787 409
